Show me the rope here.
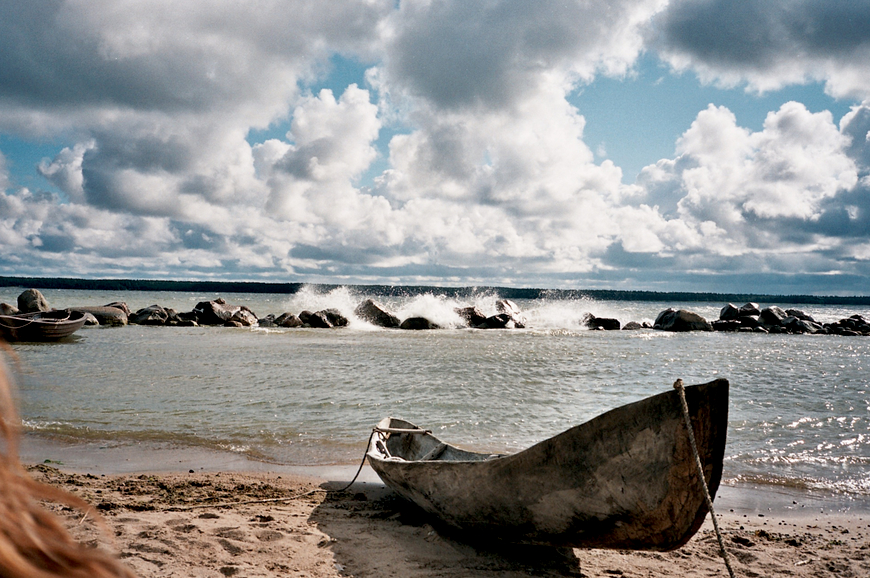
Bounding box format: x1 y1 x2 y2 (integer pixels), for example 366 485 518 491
331 429 377 493
0 316 37 329
0 311 72 329
171 488 326 510
330 425 431 493
674 379 735 578
329 425 431 493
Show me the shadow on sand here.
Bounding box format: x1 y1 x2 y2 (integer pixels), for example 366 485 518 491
309 481 585 578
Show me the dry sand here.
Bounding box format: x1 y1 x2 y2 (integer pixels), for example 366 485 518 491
29 464 870 578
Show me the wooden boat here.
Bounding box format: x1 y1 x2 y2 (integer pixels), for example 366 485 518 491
367 378 728 550
0 310 88 342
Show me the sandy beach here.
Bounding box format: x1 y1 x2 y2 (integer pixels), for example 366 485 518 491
24 449 870 578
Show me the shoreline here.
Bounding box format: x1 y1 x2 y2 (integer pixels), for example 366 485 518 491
28 465 870 578
22 434 870 577
22 432 870 519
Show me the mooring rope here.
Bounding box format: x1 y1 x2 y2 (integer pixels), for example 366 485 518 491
331 425 432 493
331 429 378 493
674 379 736 578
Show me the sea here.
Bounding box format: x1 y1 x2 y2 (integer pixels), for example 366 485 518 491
3 285 868 503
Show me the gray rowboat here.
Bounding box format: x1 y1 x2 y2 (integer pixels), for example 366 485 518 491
367 378 729 550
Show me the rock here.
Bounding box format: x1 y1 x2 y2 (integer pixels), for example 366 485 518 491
80 312 100 326
0 303 19 315
275 313 303 328
299 310 332 328
400 317 440 330
355 299 400 328
712 320 742 332
104 302 131 315
258 314 277 327
230 308 258 327
654 308 713 332
784 317 823 334
582 313 621 330
825 315 870 336
70 306 128 326
622 321 647 330
738 315 760 328
321 308 348 327
738 302 761 317
193 299 257 326
174 311 199 324
129 305 170 325
18 289 50 313
848 314 870 334
719 303 740 321
759 306 788 327
455 306 487 327
495 299 526 328
479 313 514 329
785 309 815 322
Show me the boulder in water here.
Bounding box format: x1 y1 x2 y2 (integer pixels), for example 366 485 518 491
455 306 487 327
738 302 760 317
654 308 712 332
129 305 170 325
355 299 400 328
759 306 787 327
400 316 440 330
70 306 128 326
0 303 19 315
321 308 348 327
719 303 740 321
495 299 526 328
299 310 332 328
18 289 50 313
275 312 303 327
582 313 621 330
193 298 257 326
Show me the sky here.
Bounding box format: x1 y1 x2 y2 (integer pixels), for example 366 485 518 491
2 1 870 295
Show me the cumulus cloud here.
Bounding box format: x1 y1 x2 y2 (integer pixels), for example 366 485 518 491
259 85 384 223
382 0 663 111
652 0 870 98
1 0 870 292
630 101 868 283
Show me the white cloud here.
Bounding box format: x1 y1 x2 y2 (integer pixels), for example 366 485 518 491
37 141 93 204
1 1 870 291
634 102 859 260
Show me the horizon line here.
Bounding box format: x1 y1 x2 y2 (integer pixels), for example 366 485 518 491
1 276 869 306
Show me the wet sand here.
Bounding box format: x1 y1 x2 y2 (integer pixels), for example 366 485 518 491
22 436 870 578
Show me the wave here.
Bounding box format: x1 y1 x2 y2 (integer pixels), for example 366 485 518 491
265 284 655 332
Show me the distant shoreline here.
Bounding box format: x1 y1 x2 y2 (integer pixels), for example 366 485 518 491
2 275 870 305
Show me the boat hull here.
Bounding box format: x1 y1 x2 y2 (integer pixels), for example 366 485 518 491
0 310 88 342
368 379 729 550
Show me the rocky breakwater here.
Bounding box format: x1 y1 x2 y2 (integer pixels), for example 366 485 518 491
649 302 870 335
4 289 868 336
24 291 532 331
712 302 870 335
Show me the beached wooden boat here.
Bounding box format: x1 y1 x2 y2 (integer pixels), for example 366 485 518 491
0 310 88 342
367 378 728 550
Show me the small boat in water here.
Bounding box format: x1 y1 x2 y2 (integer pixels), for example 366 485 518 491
367 378 728 550
0 310 88 342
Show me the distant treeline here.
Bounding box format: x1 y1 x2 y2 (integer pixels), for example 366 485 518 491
1 276 869 305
